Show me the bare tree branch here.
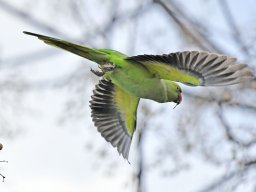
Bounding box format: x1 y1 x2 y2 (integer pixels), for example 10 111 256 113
137 127 145 192
0 173 5 182
153 0 225 53
0 49 59 68
0 0 68 38
183 91 256 113
198 162 256 192
0 149 7 182
136 104 151 192
244 159 256 167
217 103 256 147
0 0 152 69
218 0 250 57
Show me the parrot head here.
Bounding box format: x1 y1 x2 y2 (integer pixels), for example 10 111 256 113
163 80 182 106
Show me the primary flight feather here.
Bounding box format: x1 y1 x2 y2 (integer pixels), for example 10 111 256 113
23 31 254 160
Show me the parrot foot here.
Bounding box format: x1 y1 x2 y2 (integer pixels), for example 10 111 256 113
91 63 116 76
101 63 116 72
90 68 105 77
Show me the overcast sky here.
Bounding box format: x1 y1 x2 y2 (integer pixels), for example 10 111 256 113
0 0 256 192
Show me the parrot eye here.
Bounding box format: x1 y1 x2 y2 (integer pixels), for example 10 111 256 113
177 87 182 93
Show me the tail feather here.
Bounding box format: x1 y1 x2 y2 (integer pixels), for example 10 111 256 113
23 31 108 64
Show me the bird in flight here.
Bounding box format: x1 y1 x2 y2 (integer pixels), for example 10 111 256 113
24 31 254 160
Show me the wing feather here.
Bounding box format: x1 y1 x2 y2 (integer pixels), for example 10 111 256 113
90 78 139 159
127 51 254 86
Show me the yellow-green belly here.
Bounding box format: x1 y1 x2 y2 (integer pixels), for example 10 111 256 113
105 63 168 103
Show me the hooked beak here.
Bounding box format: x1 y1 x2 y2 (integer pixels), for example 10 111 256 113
173 93 182 109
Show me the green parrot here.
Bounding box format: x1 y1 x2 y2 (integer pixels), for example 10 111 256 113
24 31 254 160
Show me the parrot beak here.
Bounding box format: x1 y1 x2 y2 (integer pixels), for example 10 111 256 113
173 103 179 109
173 93 182 109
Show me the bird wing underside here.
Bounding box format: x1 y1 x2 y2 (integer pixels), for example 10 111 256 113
90 78 139 160
127 51 254 86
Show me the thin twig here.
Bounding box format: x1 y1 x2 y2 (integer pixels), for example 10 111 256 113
218 0 250 56
217 103 256 147
0 49 60 68
154 0 225 53
198 161 256 192
137 127 145 192
0 173 5 182
0 160 7 182
136 104 150 192
0 0 67 38
217 104 241 145
183 91 256 113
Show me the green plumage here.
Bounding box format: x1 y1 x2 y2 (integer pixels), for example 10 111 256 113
24 31 254 160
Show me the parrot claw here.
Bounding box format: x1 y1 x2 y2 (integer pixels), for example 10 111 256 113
90 68 105 77
90 62 116 77
101 62 116 72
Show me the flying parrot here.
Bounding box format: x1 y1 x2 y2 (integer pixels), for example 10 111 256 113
24 31 254 160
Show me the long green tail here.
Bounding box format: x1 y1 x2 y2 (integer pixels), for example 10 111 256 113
23 31 108 64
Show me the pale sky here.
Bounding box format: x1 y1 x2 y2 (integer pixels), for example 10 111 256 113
0 1 255 192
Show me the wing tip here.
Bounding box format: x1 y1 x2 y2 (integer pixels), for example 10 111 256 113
90 78 135 161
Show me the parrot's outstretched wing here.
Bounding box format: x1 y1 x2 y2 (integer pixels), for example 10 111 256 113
90 79 139 160
127 51 254 86
23 31 108 64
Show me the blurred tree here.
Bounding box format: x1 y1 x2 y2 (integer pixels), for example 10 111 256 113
0 143 7 182
0 0 255 191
